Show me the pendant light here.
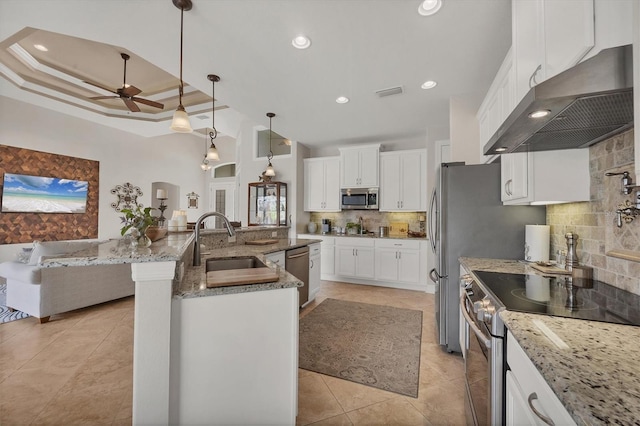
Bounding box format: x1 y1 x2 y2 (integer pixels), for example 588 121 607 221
170 0 193 133
206 74 220 160
200 138 212 171
264 112 276 177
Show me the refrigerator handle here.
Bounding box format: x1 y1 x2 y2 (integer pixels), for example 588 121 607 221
428 188 437 253
429 268 446 284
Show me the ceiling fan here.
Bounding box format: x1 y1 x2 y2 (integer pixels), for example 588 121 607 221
87 53 164 112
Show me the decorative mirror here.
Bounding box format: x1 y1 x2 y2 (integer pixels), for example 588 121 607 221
186 192 199 209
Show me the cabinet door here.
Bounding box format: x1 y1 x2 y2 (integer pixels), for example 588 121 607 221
358 147 379 187
501 152 529 202
305 159 326 211
375 248 399 282
544 0 594 80
399 154 423 211
505 371 539 426
320 245 335 277
335 246 356 277
379 155 401 210
309 244 321 301
396 249 421 284
513 0 544 103
323 158 341 210
341 150 361 188
354 247 375 279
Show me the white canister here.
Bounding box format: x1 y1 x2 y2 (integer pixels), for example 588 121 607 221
525 225 550 262
307 222 317 233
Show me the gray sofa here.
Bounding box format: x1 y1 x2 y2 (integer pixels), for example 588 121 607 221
0 241 135 323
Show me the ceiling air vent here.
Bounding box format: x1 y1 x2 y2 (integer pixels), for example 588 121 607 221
375 86 404 98
195 114 209 120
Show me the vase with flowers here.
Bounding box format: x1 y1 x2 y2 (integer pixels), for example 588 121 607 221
120 206 157 248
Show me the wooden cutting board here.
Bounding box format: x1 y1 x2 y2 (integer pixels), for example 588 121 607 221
245 239 279 245
206 267 279 288
529 262 571 275
389 222 409 236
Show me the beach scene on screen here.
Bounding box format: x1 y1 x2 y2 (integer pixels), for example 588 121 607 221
1 173 88 213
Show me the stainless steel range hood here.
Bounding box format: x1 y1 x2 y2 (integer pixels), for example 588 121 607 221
484 45 634 155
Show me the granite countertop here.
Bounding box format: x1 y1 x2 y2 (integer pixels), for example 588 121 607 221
177 238 321 299
459 257 640 425
299 232 427 241
41 232 194 267
41 232 320 299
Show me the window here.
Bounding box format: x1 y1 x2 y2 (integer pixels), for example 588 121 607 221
255 128 291 159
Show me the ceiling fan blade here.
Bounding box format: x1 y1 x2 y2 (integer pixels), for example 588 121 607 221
131 97 164 109
123 98 141 112
84 80 117 94
90 95 119 100
120 85 142 97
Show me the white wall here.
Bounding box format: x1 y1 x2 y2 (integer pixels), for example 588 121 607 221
0 96 208 261
449 96 481 165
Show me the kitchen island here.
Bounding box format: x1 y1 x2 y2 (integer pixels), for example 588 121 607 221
459 257 640 425
45 230 318 425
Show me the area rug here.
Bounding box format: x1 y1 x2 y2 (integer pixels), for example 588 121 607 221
299 298 422 397
0 284 30 323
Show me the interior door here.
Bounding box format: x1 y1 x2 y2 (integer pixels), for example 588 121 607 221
208 182 236 228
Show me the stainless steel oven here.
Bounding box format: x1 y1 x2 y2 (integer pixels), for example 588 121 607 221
460 274 504 426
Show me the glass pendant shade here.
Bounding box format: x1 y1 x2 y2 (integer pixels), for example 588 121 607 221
200 156 211 171
171 105 193 133
265 162 276 177
207 144 219 160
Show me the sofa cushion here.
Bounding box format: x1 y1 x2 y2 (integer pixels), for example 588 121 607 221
0 261 41 283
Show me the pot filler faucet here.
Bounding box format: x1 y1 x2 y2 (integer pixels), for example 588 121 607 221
192 212 236 266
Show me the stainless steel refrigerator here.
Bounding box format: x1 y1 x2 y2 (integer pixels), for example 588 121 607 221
428 162 546 353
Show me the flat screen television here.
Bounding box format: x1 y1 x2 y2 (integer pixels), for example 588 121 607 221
1 173 88 213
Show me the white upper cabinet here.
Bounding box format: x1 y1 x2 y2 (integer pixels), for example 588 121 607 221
304 157 341 212
500 149 590 205
513 0 595 104
379 149 427 211
339 144 380 188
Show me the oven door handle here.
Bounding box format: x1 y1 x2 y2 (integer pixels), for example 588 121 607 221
460 294 492 349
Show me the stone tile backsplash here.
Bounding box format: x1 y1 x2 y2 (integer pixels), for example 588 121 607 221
307 211 425 235
547 129 640 294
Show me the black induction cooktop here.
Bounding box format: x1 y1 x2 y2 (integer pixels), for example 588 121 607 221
472 270 640 326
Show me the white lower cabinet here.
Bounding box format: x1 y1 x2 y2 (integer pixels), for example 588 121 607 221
374 239 421 284
264 250 285 267
298 234 334 278
506 331 576 425
308 243 321 301
335 239 375 279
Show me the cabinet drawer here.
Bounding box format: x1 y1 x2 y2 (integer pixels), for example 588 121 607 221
335 237 375 247
375 239 421 250
309 243 321 256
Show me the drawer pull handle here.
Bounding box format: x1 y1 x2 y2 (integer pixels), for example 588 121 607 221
527 392 555 426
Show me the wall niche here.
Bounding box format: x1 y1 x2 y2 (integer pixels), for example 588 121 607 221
0 145 99 244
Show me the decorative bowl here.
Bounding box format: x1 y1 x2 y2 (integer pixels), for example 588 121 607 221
145 226 168 242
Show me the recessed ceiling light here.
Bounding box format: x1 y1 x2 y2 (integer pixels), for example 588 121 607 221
336 96 349 104
421 80 437 89
495 147 507 152
529 109 551 119
33 44 48 52
418 0 442 16
292 35 311 49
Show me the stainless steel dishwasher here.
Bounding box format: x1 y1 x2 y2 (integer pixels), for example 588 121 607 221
285 246 309 307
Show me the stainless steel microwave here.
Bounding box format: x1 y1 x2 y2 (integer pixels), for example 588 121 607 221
340 188 378 210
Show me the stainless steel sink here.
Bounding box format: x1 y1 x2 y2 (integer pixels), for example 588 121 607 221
205 256 266 272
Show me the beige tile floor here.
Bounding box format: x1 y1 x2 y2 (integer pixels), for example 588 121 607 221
0 280 465 425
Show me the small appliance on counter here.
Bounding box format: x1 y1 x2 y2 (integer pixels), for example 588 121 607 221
321 219 331 234
378 226 389 237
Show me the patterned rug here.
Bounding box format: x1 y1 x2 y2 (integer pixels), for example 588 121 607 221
0 284 30 323
299 298 422 397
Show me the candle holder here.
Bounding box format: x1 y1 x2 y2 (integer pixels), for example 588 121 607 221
157 198 168 226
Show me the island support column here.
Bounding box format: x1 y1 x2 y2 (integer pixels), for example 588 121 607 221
130 261 176 425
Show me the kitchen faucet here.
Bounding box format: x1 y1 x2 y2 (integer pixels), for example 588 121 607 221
193 212 236 266
359 216 364 235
